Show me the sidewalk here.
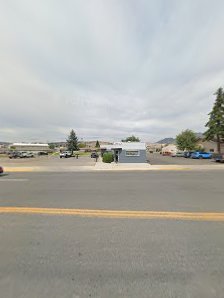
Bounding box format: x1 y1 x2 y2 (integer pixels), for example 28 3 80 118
94 157 224 171
3 166 95 173
94 162 191 171
94 161 152 171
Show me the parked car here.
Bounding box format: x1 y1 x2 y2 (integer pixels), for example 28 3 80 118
26 152 34 158
191 151 212 159
0 165 4 175
214 153 224 163
91 152 99 158
19 152 29 158
8 151 20 159
162 152 172 156
184 151 194 158
171 151 185 157
60 151 72 158
37 151 48 156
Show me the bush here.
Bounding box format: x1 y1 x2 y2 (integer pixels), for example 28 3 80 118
102 152 114 163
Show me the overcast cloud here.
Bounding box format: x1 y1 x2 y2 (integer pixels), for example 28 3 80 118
0 0 224 142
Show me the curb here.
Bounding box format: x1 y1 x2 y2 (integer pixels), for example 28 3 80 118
3 164 224 173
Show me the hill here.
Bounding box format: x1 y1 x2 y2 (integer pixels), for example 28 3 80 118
156 138 176 144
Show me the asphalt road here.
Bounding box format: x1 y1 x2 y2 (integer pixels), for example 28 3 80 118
1 171 224 297
148 153 215 165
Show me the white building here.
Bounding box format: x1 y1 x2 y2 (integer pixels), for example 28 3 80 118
10 143 50 152
161 144 177 155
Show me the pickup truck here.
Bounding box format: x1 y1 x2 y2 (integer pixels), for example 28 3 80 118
60 151 72 158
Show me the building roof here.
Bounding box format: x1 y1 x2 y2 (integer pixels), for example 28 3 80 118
101 142 146 150
12 143 49 147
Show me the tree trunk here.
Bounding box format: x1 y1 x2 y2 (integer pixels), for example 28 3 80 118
217 135 221 154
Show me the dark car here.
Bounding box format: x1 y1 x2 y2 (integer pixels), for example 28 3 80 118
37 151 48 156
215 153 224 163
184 151 194 158
0 166 4 175
91 152 99 158
8 151 20 159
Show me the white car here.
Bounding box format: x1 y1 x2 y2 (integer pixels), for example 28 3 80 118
26 152 34 158
19 152 29 158
171 151 185 157
60 151 72 158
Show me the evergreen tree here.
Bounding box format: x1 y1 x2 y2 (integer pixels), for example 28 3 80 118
66 130 79 154
95 140 100 148
204 88 224 154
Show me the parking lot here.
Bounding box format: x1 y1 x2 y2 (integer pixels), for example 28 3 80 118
147 153 216 165
0 154 96 168
0 152 219 169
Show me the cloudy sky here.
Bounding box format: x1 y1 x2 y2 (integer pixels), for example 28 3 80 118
0 0 224 143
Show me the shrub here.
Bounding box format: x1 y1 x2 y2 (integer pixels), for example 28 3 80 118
103 152 114 163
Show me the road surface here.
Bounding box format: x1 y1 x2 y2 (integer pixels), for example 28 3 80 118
1 171 224 297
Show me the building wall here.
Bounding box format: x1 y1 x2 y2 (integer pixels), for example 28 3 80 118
118 149 147 163
197 140 224 153
11 145 50 152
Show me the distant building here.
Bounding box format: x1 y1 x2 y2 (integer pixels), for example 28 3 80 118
100 142 147 163
0 144 8 154
196 139 224 153
161 144 177 155
10 143 50 152
146 143 164 153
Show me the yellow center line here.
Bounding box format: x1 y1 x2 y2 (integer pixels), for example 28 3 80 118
0 207 224 221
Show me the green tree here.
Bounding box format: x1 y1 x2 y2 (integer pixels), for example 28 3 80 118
204 87 224 154
49 143 55 150
122 135 140 142
95 140 100 148
66 129 79 154
78 142 86 148
176 130 198 151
